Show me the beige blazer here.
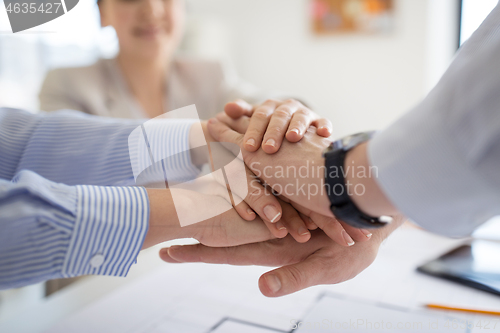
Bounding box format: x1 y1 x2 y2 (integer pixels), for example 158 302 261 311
39 57 273 120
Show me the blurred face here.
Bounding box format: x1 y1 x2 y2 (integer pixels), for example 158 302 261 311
99 0 185 60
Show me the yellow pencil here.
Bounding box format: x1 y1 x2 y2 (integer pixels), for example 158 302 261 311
426 304 500 317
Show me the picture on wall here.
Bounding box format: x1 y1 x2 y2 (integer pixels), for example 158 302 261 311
311 0 394 34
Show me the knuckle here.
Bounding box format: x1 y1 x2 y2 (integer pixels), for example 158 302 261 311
264 98 281 105
274 107 293 118
295 108 310 117
285 265 306 289
247 185 264 203
292 119 306 129
268 126 283 135
284 98 300 106
321 119 332 128
253 108 271 120
247 129 265 140
253 190 272 208
220 126 231 135
221 247 234 265
322 217 340 230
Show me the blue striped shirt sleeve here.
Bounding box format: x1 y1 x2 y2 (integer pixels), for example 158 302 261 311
0 171 149 290
0 108 199 186
0 107 201 289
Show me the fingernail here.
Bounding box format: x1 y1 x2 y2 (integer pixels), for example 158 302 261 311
276 221 286 231
289 128 300 135
247 208 255 215
266 274 281 293
265 138 276 147
298 226 310 236
264 205 281 223
360 229 372 238
246 138 256 147
342 230 355 246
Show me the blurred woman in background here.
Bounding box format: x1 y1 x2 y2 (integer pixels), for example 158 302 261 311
39 0 270 119
37 0 277 295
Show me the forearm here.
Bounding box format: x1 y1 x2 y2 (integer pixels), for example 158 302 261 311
0 108 143 185
360 4 500 237
0 171 149 290
1 108 200 187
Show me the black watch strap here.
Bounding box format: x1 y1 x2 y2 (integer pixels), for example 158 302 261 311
324 148 389 229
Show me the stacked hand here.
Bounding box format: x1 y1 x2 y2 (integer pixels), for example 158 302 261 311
141 105 333 250
161 223 402 297
147 98 403 297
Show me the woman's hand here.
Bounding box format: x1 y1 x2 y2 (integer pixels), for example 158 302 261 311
143 188 275 249
223 99 333 154
189 120 287 235
290 200 373 247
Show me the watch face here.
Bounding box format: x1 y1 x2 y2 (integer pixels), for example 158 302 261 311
323 131 376 157
342 131 376 150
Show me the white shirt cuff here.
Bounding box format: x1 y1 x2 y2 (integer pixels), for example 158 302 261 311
368 101 499 237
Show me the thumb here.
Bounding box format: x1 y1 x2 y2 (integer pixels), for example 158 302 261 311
224 99 254 119
207 118 245 147
258 256 328 297
159 247 183 263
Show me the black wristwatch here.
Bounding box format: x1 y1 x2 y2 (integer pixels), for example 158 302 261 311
323 132 392 229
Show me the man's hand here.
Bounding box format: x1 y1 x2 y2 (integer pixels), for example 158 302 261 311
208 118 333 217
189 121 286 227
224 99 333 154
159 215 404 297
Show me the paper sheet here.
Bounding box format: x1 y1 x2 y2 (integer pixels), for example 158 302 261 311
45 229 500 333
294 294 467 332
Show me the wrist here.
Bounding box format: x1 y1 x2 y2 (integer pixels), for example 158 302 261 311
344 142 399 218
314 154 336 217
189 120 212 166
370 214 405 246
189 121 209 166
142 188 191 249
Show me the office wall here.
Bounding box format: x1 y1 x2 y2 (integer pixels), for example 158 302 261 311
185 0 459 137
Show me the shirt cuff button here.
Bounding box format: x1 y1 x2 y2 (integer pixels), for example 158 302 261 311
90 254 105 268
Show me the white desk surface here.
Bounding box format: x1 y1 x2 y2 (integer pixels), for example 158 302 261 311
2 225 500 333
